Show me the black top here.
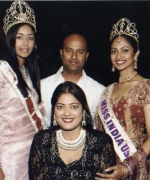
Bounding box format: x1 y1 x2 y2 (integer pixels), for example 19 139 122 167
29 127 115 180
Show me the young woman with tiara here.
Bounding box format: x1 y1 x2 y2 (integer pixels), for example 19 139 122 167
0 1 47 179
96 18 150 180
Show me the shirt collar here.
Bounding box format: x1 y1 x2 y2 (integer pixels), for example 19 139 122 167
55 66 88 87
55 66 65 82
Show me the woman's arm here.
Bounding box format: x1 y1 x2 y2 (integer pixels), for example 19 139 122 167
0 68 6 180
0 169 4 180
142 104 150 155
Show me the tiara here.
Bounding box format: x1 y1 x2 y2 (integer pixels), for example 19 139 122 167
110 18 139 42
3 0 36 35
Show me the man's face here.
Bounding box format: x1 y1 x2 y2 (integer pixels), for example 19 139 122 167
60 34 89 73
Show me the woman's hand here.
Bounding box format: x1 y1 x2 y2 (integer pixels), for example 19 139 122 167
0 169 4 180
95 165 124 180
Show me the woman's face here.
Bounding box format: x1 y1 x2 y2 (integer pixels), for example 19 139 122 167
54 93 84 131
15 24 35 65
110 36 137 72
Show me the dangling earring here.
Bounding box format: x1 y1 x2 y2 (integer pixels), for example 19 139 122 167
81 111 86 126
53 115 57 126
134 60 137 70
134 50 139 70
112 65 115 72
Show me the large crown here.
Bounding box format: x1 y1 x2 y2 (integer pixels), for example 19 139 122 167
3 0 36 35
110 18 139 42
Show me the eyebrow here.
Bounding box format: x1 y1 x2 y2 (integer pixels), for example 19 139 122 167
65 47 85 51
56 102 80 105
111 46 130 49
16 33 34 35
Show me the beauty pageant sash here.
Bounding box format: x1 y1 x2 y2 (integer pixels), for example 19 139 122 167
98 84 137 161
0 60 46 132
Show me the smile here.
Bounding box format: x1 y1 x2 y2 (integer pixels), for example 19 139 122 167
62 118 74 123
20 49 29 53
115 60 126 65
69 60 78 65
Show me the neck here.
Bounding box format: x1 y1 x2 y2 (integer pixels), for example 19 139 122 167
17 56 25 68
62 70 82 84
119 71 137 83
57 127 86 151
61 126 82 141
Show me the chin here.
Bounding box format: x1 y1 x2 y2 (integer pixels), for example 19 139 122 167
116 67 126 71
17 55 29 60
61 128 72 132
61 125 80 132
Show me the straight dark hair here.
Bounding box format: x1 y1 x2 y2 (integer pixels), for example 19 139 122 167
50 81 93 129
6 23 41 103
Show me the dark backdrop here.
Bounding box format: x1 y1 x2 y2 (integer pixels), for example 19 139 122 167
0 1 150 86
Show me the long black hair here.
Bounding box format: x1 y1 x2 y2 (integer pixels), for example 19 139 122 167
6 23 41 103
50 81 93 129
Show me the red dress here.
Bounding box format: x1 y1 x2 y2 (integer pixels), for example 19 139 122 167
97 79 150 180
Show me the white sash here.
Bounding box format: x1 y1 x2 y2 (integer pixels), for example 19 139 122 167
98 84 137 161
0 60 46 132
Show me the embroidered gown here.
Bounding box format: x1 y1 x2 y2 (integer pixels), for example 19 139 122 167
97 79 150 180
0 61 46 180
29 128 116 180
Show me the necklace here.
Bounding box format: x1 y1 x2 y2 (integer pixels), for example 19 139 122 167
119 71 137 83
56 128 86 151
19 66 28 79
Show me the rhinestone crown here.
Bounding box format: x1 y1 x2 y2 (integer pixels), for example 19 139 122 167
110 18 139 42
3 0 36 35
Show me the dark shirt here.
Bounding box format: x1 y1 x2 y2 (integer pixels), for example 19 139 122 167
29 127 115 180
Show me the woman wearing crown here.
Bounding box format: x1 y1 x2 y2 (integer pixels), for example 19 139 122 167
0 1 47 180
96 18 150 180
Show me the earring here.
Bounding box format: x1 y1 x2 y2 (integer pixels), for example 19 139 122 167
112 65 115 72
81 111 86 126
134 60 137 70
53 115 57 126
134 50 139 70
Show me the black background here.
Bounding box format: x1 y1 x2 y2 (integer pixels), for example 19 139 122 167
0 1 150 86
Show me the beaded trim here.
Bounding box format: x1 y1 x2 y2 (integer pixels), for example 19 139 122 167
56 129 86 151
19 66 28 79
119 71 137 83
